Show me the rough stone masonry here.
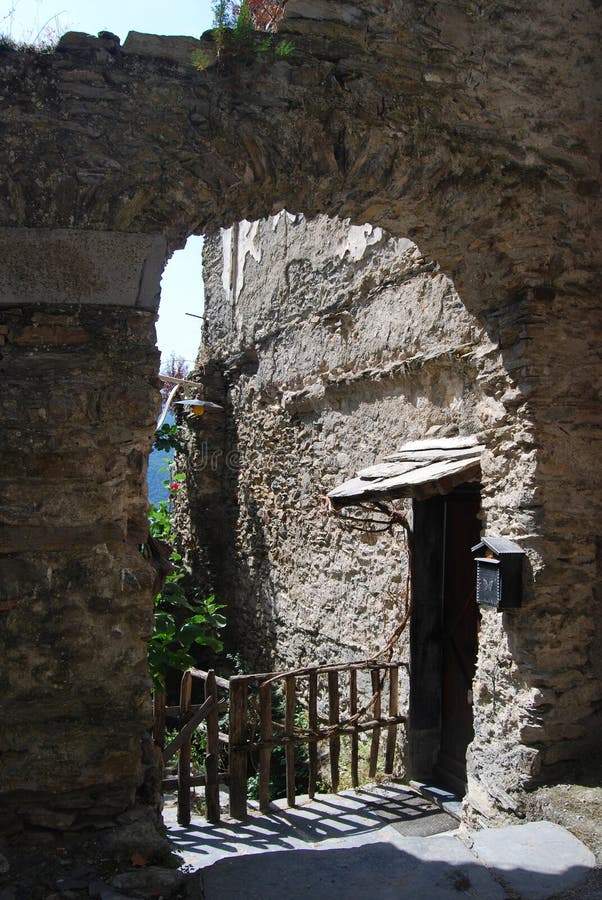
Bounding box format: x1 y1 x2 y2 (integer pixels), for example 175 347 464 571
0 0 600 831
186 206 601 824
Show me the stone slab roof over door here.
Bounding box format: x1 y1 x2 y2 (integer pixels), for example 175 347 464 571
328 436 484 507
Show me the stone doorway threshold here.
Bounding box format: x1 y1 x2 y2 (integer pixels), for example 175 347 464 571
409 779 464 820
164 783 595 899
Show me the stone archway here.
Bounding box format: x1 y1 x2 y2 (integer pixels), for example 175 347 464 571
0 0 600 831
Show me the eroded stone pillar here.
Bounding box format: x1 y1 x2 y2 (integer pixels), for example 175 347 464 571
0 227 166 831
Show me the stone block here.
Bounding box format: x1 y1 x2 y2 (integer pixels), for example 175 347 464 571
26 807 77 830
469 821 595 899
57 32 117 53
0 228 167 311
0 522 126 554
110 868 185 896
123 31 202 65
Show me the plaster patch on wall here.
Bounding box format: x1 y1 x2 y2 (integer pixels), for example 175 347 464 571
221 227 233 297
270 210 300 231
336 221 389 261
221 220 263 301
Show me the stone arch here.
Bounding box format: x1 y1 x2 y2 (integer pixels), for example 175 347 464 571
0 0 600 830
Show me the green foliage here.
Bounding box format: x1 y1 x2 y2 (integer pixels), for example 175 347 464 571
191 47 211 70
193 0 293 71
164 726 207 773
148 499 175 543
147 431 226 691
153 422 186 455
148 583 226 692
275 39 294 59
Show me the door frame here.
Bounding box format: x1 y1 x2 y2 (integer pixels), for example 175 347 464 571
408 483 481 791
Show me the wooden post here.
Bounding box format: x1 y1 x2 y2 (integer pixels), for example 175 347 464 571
368 668 381 778
205 670 220 824
308 671 318 799
385 666 399 775
258 682 272 813
177 670 192 826
328 671 340 793
285 675 296 807
349 670 359 788
153 690 166 749
228 675 249 820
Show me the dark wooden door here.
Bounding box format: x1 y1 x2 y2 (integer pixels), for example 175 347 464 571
435 494 481 793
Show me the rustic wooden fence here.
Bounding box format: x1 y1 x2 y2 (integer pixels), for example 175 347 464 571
154 667 230 826
154 660 406 826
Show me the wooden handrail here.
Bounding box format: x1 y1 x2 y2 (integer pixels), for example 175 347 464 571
350 670 359 788
188 667 230 690
228 677 248 820
328 671 340 792
231 714 407 751
229 659 407 687
258 681 272 813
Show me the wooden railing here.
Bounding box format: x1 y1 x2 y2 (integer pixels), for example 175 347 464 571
154 660 406 826
228 661 406 819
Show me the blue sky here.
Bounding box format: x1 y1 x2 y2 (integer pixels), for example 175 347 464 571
5 1 216 367
4 0 214 45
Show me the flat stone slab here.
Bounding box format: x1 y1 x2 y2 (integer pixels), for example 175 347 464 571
201 833 508 900
0 227 166 311
469 820 596 899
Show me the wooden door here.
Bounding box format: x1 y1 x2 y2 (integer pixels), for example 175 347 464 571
434 494 481 792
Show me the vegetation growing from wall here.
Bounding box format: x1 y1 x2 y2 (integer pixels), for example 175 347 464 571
0 6 66 52
147 428 226 691
193 0 292 70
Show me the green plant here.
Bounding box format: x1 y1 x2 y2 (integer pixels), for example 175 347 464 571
148 574 226 692
193 0 293 71
147 431 226 691
191 47 211 70
153 422 186 455
164 726 207 774
275 39 294 58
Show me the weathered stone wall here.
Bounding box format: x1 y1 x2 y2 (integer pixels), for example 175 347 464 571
0 1 599 315
0 0 598 829
191 214 494 673
185 209 601 822
0 300 161 831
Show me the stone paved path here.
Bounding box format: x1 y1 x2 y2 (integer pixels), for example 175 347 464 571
164 784 596 899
